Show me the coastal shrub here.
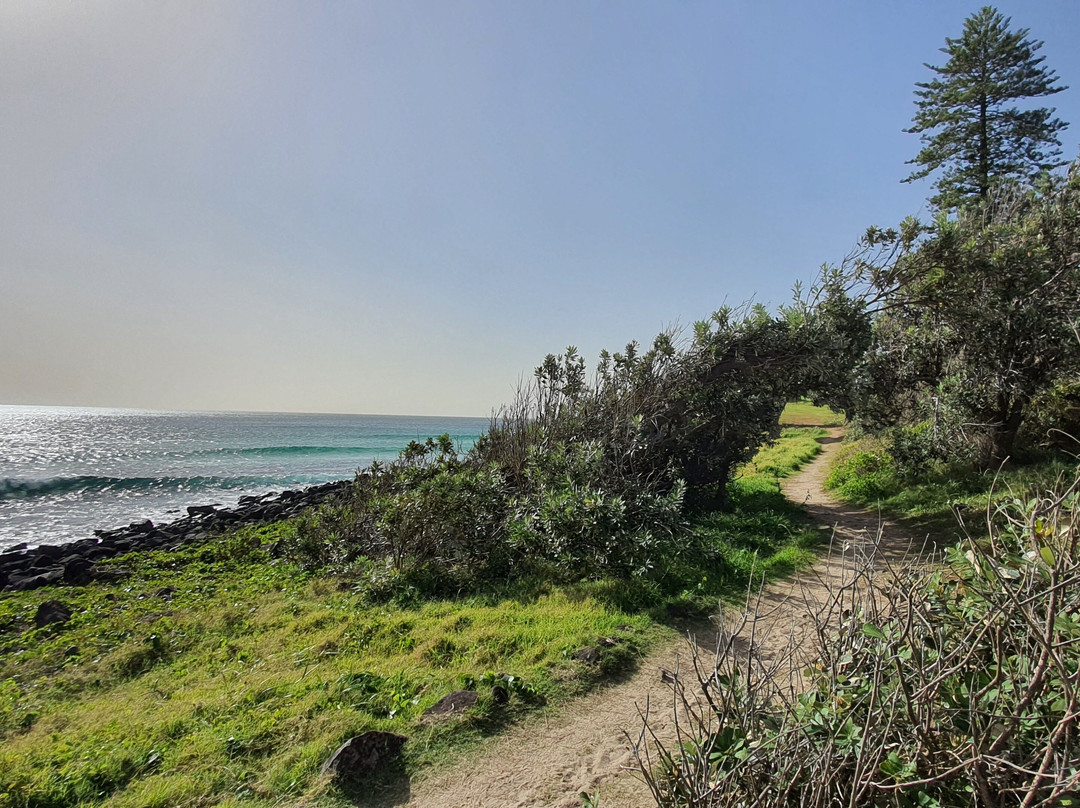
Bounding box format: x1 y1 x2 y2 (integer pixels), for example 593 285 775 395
637 468 1080 808
284 301 850 589
505 440 688 578
824 438 897 502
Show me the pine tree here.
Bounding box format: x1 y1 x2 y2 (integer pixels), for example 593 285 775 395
904 6 1068 209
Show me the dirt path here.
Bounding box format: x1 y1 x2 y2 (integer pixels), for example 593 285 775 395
388 428 927 808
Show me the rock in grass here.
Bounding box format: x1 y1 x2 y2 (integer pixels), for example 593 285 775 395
62 557 95 585
571 647 602 665
320 732 407 782
35 600 72 628
422 690 479 718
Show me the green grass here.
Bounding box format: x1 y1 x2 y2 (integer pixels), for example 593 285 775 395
779 401 845 427
0 425 832 808
825 436 1079 542
0 526 661 808
688 427 827 591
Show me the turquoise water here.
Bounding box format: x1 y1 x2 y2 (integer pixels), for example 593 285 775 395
0 406 488 549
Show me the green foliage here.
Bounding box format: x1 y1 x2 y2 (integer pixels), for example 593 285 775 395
904 5 1068 208
824 439 898 502
847 160 1080 467
643 470 1080 807
1021 375 1080 452
285 299 847 590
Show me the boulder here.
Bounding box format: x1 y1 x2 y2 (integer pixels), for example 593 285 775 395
571 647 602 665
35 600 72 628
186 504 218 518
32 544 64 561
62 558 95 585
11 568 64 591
320 732 407 782
422 690 479 718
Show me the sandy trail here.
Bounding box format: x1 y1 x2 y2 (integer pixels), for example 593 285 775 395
381 428 927 808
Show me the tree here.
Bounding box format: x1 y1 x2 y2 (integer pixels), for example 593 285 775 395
904 6 1068 209
851 161 1080 467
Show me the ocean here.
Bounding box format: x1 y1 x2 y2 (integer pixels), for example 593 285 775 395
0 405 489 550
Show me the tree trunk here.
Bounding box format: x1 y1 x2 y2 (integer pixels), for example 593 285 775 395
986 400 1025 468
978 95 990 200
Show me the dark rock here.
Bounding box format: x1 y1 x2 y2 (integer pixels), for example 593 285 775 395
423 690 479 718
491 685 509 705
29 554 60 571
155 587 178 600
11 568 64 591
63 558 95 585
35 600 72 627
571 647 602 665
8 475 351 585
598 636 622 648
320 732 407 782
99 538 133 553
0 550 28 567
32 544 64 561
1 556 31 574
64 645 80 657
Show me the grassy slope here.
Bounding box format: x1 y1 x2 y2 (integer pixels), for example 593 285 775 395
778 401 846 427
825 435 1078 542
0 419 835 808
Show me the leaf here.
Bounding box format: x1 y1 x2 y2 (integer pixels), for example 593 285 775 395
1040 546 1055 566
862 623 886 640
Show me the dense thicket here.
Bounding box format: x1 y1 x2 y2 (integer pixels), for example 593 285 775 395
285 302 857 588
831 157 1080 470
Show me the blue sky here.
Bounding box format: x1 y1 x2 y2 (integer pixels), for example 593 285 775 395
2 1 1078 416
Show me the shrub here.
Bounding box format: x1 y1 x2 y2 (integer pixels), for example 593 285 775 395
284 302 838 591
824 439 898 502
636 468 1080 807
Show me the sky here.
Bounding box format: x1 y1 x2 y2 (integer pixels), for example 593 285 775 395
2 1 1078 417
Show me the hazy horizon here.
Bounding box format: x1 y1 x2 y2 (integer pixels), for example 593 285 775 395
0 402 490 419
3 1 1078 417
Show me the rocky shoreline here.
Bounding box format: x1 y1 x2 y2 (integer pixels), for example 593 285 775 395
0 479 352 593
